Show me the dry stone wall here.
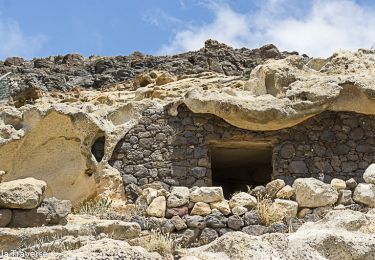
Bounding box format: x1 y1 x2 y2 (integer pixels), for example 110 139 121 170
110 105 375 194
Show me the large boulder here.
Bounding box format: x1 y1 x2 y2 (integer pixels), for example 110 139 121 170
190 187 224 203
363 164 375 184
353 183 375 207
0 178 46 209
167 186 189 208
293 178 338 208
229 192 257 209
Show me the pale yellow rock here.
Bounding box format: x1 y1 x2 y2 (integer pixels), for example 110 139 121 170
229 192 257 209
210 200 231 215
272 199 298 218
146 196 166 218
266 179 286 198
231 205 248 216
297 208 312 219
276 185 294 199
142 188 158 205
191 202 211 216
331 178 346 190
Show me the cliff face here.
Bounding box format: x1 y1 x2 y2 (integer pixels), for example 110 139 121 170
1 40 375 204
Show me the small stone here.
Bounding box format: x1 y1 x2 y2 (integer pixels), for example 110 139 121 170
353 183 375 207
142 188 158 205
190 187 224 203
288 161 308 174
146 196 166 218
131 215 146 230
229 192 257 209
162 219 175 233
331 178 346 190
364 164 375 184
171 216 187 231
266 179 286 198
297 208 312 219
191 202 211 216
244 210 260 225
272 199 298 218
0 209 12 227
337 189 354 206
218 228 232 236
167 186 189 208
231 205 248 216
346 178 358 189
122 174 137 185
165 207 189 218
185 215 206 229
227 215 244 230
250 186 267 198
276 185 294 199
0 171 5 183
242 225 268 236
205 210 227 229
268 222 288 233
334 204 346 210
199 228 218 245
210 200 231 215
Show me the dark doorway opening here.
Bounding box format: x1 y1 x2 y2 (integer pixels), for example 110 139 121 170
211 143 273 198
91 136 105 162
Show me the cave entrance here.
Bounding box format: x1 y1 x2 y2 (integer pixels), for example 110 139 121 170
210 142 273 198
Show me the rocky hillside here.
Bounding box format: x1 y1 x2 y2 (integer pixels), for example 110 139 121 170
0 40 286 94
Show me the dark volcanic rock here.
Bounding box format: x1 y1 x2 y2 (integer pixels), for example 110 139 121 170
0 40 288 94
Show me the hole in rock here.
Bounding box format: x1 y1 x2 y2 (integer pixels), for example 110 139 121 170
91 136 105 162
211 142 273 198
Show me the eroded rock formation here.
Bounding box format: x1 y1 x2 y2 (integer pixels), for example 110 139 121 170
1 41 375 207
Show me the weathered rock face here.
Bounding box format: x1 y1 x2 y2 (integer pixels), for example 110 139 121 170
2 42 375 206
293 178 338 208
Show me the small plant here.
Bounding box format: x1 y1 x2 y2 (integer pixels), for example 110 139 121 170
74 197 112 215
143 229 180 256
256 196 285 226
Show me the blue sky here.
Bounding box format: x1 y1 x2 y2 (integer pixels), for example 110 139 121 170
0 0 375 59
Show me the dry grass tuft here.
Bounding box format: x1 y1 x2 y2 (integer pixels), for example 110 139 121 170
143 229 179 257
74 197 112 215
256 196 285 226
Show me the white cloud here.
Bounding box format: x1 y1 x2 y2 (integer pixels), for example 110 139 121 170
0 18 46 60
158 0 375 57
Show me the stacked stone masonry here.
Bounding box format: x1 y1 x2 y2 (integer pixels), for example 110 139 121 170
110 105 375 190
